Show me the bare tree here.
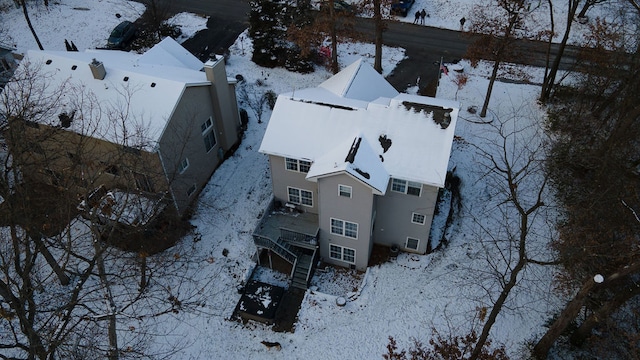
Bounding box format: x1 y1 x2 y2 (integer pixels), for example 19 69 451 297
466 0 544 117
465 109 556 359
18 0 44 50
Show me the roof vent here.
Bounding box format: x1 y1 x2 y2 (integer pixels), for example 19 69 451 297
123 76 129 82
71 65 77 70
45 59 52 65
150 82 156 88
441 112 451 129
88 58 106 80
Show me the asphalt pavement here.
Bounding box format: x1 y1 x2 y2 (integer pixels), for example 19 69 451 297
167 0 580 95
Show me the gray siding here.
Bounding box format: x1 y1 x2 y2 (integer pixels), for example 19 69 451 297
158 86 224 215
318 173 374 271
268 155 318 213
373 182 438 254
204 58 241 152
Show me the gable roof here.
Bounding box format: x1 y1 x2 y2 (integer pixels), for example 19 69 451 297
259 60 459 189
318 58 398 102
306 135 390 195
3 37 209 150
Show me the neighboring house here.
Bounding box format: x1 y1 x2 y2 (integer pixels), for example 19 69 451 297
0 43 20 88
1 37 242 217
255 59 458 284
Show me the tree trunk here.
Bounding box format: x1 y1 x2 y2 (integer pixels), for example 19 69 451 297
540 0 579 102
329 0 339 74
533 277 598 359
20 0 44 50
93 237 119 360
570 280 640 346
33 233 70 285
373 0 383 74
534 262 640 359
479 59 500 117
470 204 533 359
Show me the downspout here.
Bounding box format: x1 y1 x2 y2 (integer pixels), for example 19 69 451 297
156 148 180 214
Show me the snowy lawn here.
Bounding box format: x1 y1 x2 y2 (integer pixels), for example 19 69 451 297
3 0 623 358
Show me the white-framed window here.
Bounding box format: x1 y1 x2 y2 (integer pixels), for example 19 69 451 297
412 212 426 225
287 187 313 207
285 158 311 173
391 178 422 196
329 244 356 264
330 218 358 239
406 237 420 250
338 184 352 198
178 158 189 174
201 117 217 153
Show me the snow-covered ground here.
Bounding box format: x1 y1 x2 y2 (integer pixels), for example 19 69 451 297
1 0 631 358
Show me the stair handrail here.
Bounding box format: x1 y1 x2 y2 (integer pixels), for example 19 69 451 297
253 234 297 264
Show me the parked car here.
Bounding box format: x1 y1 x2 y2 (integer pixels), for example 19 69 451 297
107 21 136 49
391 0 415 17
319 0 356 14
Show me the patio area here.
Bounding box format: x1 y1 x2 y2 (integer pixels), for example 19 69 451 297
253 204 319 250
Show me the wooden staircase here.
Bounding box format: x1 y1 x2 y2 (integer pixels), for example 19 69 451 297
254 235 316 290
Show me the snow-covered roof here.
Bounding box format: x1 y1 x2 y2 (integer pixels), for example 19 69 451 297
259 59 459 188
4 37 211 150
306 135 390 195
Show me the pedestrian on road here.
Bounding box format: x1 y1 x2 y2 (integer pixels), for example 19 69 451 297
420 9 426 25
414 11 420 24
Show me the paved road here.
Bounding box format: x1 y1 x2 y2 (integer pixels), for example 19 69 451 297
168 0 580 93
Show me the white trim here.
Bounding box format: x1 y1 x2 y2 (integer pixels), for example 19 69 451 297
391 178 422 197
330 217 358 239
329 243 356 264
411 212 426 225
338 184 352 198
284 157 311 173
201 116 213 135
178 158 189 174
287 186 313 207
406 237 420 250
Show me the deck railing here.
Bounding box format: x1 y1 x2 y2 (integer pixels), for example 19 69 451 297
253 234 297 264
280 227 318 248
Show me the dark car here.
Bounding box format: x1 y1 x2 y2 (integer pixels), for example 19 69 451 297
107 21 136 49
391 0 415 17
319 0 356 14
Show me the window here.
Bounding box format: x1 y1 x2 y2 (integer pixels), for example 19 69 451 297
412 212 426 225
201 117 213 133
407 181 422 196
406 237 420 250
339 184 352 198
330 218 358 239
178 158 189 174
285 158 311 173
299 160 311 173
391 178 422 196
187 184 197 197
285 158 298 171
134 172 154 192
329 244 356 264
288 187 313 207
391 178 406 193
201 117 217 152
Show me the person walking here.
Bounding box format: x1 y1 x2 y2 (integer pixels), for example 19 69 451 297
414 10 420 24
420 9 426 25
